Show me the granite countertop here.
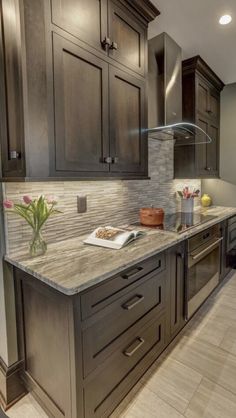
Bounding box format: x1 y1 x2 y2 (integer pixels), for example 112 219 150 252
5 206 236 295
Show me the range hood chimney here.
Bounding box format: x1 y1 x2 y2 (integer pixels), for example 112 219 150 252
147 32 212 145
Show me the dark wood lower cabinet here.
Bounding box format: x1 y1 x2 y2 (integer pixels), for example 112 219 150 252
168 242 186 339
13 244 187 418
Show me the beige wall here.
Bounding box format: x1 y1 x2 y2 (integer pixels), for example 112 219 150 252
202 178 236 207
202 83 236 206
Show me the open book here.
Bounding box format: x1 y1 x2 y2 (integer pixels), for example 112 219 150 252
83 226 145 249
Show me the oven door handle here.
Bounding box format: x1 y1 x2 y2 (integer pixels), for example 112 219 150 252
191 237 223 261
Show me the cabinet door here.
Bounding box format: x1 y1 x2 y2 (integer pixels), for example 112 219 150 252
108 1 146 76
169 244 186 338
51 0 107 55
0 0 25 177
209 88 220 122
53 34 109 173
195 115 208 176
109 66 147 175
196 76 209 118
206 122 219 176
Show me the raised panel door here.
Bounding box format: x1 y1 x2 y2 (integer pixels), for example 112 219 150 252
51 0 107 54
108 1 146 76
53 34 109 173
109 66 147 175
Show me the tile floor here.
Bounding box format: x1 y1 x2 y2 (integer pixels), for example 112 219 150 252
5 271 236 418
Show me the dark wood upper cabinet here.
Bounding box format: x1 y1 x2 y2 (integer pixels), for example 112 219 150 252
108 1 146 76
0 0 25 178
53 34 109 174
0 0 159 180
174 55 224 179
109 66 147 174
51 0 108 55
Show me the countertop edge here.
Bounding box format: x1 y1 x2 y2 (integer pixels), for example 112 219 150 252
5 208 236 295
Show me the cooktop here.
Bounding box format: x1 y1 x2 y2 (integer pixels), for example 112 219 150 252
132 212 216 234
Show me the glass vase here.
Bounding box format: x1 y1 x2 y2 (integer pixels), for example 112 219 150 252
29 230 47 257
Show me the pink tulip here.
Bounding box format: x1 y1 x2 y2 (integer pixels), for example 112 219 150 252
3 200 14 209
23 195 32 205
47 195 58 204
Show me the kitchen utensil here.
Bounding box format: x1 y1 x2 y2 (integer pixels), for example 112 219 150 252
140 207 164 226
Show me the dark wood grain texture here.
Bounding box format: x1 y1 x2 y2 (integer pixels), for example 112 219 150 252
0 0 158 181
0 0 25 178
0 358 26 410
174 55 224 179
109 66 147 174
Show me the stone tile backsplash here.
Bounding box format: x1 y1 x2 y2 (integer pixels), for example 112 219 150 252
4 139 201 253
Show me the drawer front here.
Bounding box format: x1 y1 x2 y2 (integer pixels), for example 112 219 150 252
83 271 166 376
81 253 166 320
84 313 166 418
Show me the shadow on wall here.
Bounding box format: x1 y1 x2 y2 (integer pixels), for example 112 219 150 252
202 179 236 207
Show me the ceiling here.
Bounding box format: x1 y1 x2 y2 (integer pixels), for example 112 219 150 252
148 0 236 85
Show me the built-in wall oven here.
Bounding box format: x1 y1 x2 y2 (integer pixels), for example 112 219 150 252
186 224 222 318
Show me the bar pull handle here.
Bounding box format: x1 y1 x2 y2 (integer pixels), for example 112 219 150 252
122 294 144 310
191 237 223 261
123 337 145 357
121 267 143 280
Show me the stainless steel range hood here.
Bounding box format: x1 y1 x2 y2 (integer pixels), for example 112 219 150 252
147 33 212 146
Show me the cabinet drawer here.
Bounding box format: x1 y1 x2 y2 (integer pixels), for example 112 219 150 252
81 252 166 320
84 313 166 418
82 270 166 376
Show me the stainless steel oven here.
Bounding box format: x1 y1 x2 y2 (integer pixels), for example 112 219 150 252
186 224 222 318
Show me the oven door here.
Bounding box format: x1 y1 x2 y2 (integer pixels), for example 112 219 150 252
187 237 223 318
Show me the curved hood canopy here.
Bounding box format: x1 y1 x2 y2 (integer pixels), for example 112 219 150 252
147 122 212 146
148 33 212 147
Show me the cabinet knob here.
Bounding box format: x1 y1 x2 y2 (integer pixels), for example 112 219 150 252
109 41 118 51
10 150 20 160
103 156 112 164
112 156 119 164
205 167 212 171
101 37 111 49
206 109 213 115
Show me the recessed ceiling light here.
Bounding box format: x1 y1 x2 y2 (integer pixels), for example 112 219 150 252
219 14 232 25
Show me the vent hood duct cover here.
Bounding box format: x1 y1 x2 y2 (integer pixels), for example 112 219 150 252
147 33 211 146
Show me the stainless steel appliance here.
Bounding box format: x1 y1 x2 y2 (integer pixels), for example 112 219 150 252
132 212 216 234
147 32 213 145
186 224 222 318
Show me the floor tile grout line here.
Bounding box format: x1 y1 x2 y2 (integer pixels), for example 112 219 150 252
182 376 204 415
202 376 236 399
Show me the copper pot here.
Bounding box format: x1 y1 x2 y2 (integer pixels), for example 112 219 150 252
140 207 164 226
